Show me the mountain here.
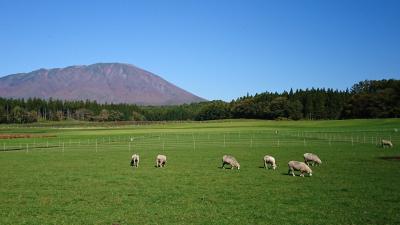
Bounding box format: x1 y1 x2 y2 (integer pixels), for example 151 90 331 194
0 63 206 105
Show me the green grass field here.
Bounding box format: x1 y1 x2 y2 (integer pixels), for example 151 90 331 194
1 119 399 224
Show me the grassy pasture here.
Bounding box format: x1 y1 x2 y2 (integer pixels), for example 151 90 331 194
0 119 400 224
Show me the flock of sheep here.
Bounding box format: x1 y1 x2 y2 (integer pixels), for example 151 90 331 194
129 139 393 176
130 154 167 168
130 152 322 177
221 153 321 177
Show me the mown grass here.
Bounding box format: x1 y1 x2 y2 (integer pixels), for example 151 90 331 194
0 119 399 224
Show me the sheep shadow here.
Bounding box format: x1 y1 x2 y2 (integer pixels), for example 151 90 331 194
154 165 166 168
379 156 400 161
281 172 312 177
218 166 229 169
218 166 239 170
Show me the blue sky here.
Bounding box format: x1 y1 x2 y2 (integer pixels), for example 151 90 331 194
0 0 399 101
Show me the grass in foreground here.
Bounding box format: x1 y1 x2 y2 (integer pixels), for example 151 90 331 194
0 119 399 224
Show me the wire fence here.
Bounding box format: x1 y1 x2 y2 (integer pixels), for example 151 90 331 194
1 129 398 153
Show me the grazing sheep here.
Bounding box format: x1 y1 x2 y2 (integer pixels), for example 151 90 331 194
130 154 140 167
263 155 277 170
222 155 240 170
156 154 167 167
381 139 393 148
288 161 312 177
303 153 322 166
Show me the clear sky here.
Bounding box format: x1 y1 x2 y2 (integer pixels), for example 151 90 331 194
0 0 399 101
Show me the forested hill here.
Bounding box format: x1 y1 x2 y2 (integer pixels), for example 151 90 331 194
0 79 398 123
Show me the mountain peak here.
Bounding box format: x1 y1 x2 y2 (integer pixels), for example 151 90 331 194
0 63 206 105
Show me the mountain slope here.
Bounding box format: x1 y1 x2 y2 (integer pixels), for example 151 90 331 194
0 63 206 105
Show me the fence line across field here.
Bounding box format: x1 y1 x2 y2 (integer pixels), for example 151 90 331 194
1 130 398 153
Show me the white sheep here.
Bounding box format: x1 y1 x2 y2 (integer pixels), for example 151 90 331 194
156 154 167 167
288 161 312 177
263 155 277 170
130 154 140 167
222 155 240 170
381 139 393 148
303 153 322 166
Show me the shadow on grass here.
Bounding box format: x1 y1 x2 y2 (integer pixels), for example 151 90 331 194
379 156 400 161
218 166 240 170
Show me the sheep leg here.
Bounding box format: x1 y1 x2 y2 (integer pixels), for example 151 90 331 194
300 171 305 177
288 168 295 176
222 162 226 169
264 161 267 169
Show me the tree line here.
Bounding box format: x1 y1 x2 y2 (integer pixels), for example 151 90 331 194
0 79 398 123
